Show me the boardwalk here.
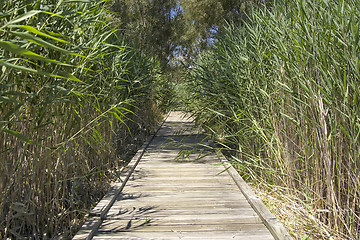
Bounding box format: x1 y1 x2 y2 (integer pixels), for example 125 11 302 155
74 112 290 240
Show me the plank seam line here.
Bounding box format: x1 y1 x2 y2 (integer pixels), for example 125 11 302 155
73 112 170 240
209 141 293 240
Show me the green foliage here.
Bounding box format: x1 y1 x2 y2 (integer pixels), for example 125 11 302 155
0 0 162 238
185 0 360 238
179 0 252 58
111 0 262 68
154 68 189 112
111 0 180 67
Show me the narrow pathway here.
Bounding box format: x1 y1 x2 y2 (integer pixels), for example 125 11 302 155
74 112 289 240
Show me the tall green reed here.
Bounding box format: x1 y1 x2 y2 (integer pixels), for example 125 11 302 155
0 0 162 238
185 0 360 238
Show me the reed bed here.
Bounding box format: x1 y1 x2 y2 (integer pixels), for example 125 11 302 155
185 0 360 238
0 0 163 238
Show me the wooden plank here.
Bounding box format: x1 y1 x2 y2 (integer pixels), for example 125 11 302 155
125 181 237 187
130 171 229 176
98 191 246 200
100 216 262 225
101 201 252 210
125 176 236 182
105 208 260 217
129 170 227 176
122 186 239 191
106 201 254 210
104 212 260 221
92 230 274 240
134 163 225 169
111 193 245 201
119 190 247 197
97 221 268 232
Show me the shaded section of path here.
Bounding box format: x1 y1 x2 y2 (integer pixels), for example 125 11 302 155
74 112 288 239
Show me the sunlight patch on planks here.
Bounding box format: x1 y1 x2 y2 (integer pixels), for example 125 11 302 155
74 111 290 240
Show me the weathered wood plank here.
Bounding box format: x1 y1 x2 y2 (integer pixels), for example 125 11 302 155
96 201 252 211
92 230 275 240
97 221 268 232
116 191 247 198
105 208 260 217
99 216 262 225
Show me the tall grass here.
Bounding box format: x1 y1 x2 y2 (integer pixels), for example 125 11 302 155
185 0 360 238
0 0 163 238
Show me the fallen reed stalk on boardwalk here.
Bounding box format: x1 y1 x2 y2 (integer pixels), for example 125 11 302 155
0 0 163 238
184 0 360 238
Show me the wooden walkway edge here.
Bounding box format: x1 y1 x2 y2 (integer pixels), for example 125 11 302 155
73 112 292 240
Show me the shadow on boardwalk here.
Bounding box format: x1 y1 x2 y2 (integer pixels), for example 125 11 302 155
74 111 290 240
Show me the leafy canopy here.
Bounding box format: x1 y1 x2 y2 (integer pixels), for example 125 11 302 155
111 0 258 68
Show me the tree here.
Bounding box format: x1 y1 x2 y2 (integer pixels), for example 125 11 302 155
111 0 181 67
110 0 261 68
